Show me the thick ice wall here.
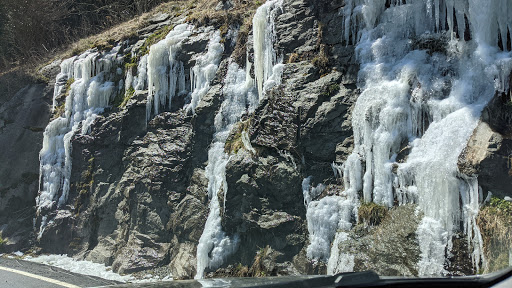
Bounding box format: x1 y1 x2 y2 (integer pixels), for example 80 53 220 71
253 0 283 100
37 46 123 235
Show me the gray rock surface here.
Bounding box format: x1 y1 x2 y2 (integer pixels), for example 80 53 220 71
222 149 306 266
0 82 52 251
458 93 512 199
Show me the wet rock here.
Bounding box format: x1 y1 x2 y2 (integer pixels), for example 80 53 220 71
445 233 475 276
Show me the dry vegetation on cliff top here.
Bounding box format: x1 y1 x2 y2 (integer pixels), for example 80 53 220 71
1 0 261 77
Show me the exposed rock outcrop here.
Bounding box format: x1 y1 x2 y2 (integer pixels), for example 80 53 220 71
333 205 421 277
0 82 52 251
458 92 512 199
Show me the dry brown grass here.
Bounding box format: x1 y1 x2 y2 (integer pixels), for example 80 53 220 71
1 1 186 80
63 1 191 59
8 0 261 79
1 0 265 91
185 0 261 27
311 44 329 75
287 53 299 64
358 201 388 226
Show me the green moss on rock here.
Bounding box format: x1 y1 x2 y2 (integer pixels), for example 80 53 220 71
139 24 175 56
224 119 251 155
113 86 135 108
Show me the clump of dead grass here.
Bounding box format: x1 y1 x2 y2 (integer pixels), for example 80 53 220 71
358 201 388 226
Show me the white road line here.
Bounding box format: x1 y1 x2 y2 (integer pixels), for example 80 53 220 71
0 266 80 288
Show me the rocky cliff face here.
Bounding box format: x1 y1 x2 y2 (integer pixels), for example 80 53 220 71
0 80 52 251
1 0 512 280
28 0 360 278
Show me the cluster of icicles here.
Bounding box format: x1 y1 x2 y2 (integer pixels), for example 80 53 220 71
37 0 512 279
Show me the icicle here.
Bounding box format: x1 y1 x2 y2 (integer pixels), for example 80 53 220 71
146 24 191 121
252 0 283 100
459 175 485 272
134 54 148 91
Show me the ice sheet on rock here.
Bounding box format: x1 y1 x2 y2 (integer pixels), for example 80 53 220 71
134 54 148 91
195 61 258 279
253 0 283 100
185 31 224 114
306 195 355 262
302 177 325 207
38 47 122 235
327 232 355 274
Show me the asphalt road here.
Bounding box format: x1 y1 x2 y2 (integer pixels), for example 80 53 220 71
0 257 120 288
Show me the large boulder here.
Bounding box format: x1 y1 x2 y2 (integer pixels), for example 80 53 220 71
458 93 512 199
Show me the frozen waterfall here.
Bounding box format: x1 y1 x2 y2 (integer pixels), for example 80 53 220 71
253 0 284 100
328 0 512 276
195 61 258 279
37 46 123 236
196 1 285 277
